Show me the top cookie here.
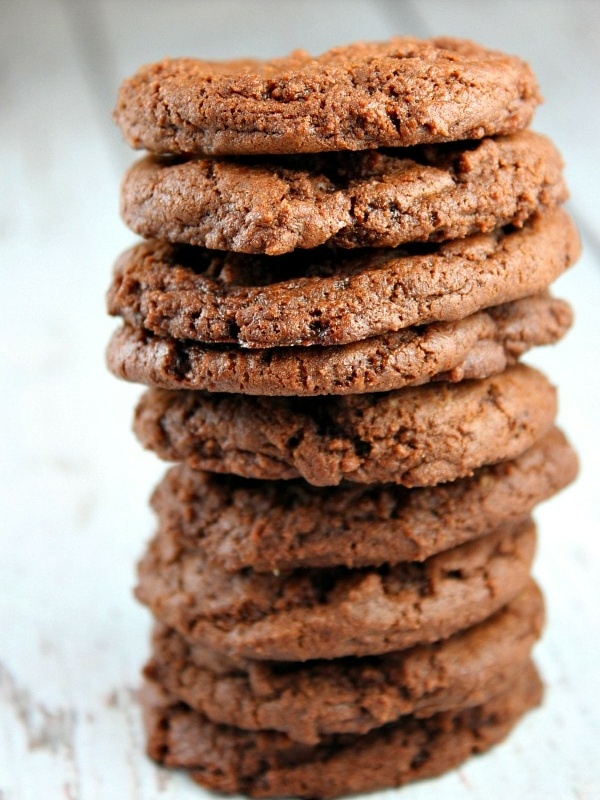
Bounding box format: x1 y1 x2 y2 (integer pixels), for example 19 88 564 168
114 37 541 156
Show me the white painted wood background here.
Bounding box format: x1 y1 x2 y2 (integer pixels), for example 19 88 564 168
2 1 599 798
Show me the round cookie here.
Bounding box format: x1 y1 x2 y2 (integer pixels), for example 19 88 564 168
142 662 543 799
133 364 556 487
144 581 544 744
135 518 536 661
121 132 566 254
107 294 572 395
114 37 541 156
107 207 579 348
151 427 576 572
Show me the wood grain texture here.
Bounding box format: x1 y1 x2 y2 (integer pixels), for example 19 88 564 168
1 0 599 798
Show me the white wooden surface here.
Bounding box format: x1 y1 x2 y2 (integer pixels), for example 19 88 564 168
1 1 599 798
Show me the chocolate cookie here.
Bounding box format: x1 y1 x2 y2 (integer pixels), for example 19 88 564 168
135 518 536 661
151 427 576 572
114 37 540 156
144 582 543 744
121 132 566 254
107 294 572 396
142 661 542 798
107 207 579 348
133 365 556 487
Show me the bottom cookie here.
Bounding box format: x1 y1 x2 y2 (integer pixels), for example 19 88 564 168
143 660 542 799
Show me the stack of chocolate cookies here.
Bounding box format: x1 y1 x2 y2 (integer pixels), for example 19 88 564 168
108 38 579 797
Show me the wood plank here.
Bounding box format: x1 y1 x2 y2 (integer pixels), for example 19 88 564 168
1 1 163 797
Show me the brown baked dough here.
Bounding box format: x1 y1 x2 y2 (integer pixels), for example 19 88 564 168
150 427 576 571
107 207 579 349
114 37 541 155
133 365 557 487
120 132 565 254
144 582 543 743
141 662 543 798
106 294 572 395
135 519 536 661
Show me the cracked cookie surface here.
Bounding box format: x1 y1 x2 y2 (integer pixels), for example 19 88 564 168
136 519 536 661
107 208 579 348
133 365 557 487
107 294 571 395
144 582 543 743
114 37 540 156
150 428 576 571
121 132 565 254
142 661 542 798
